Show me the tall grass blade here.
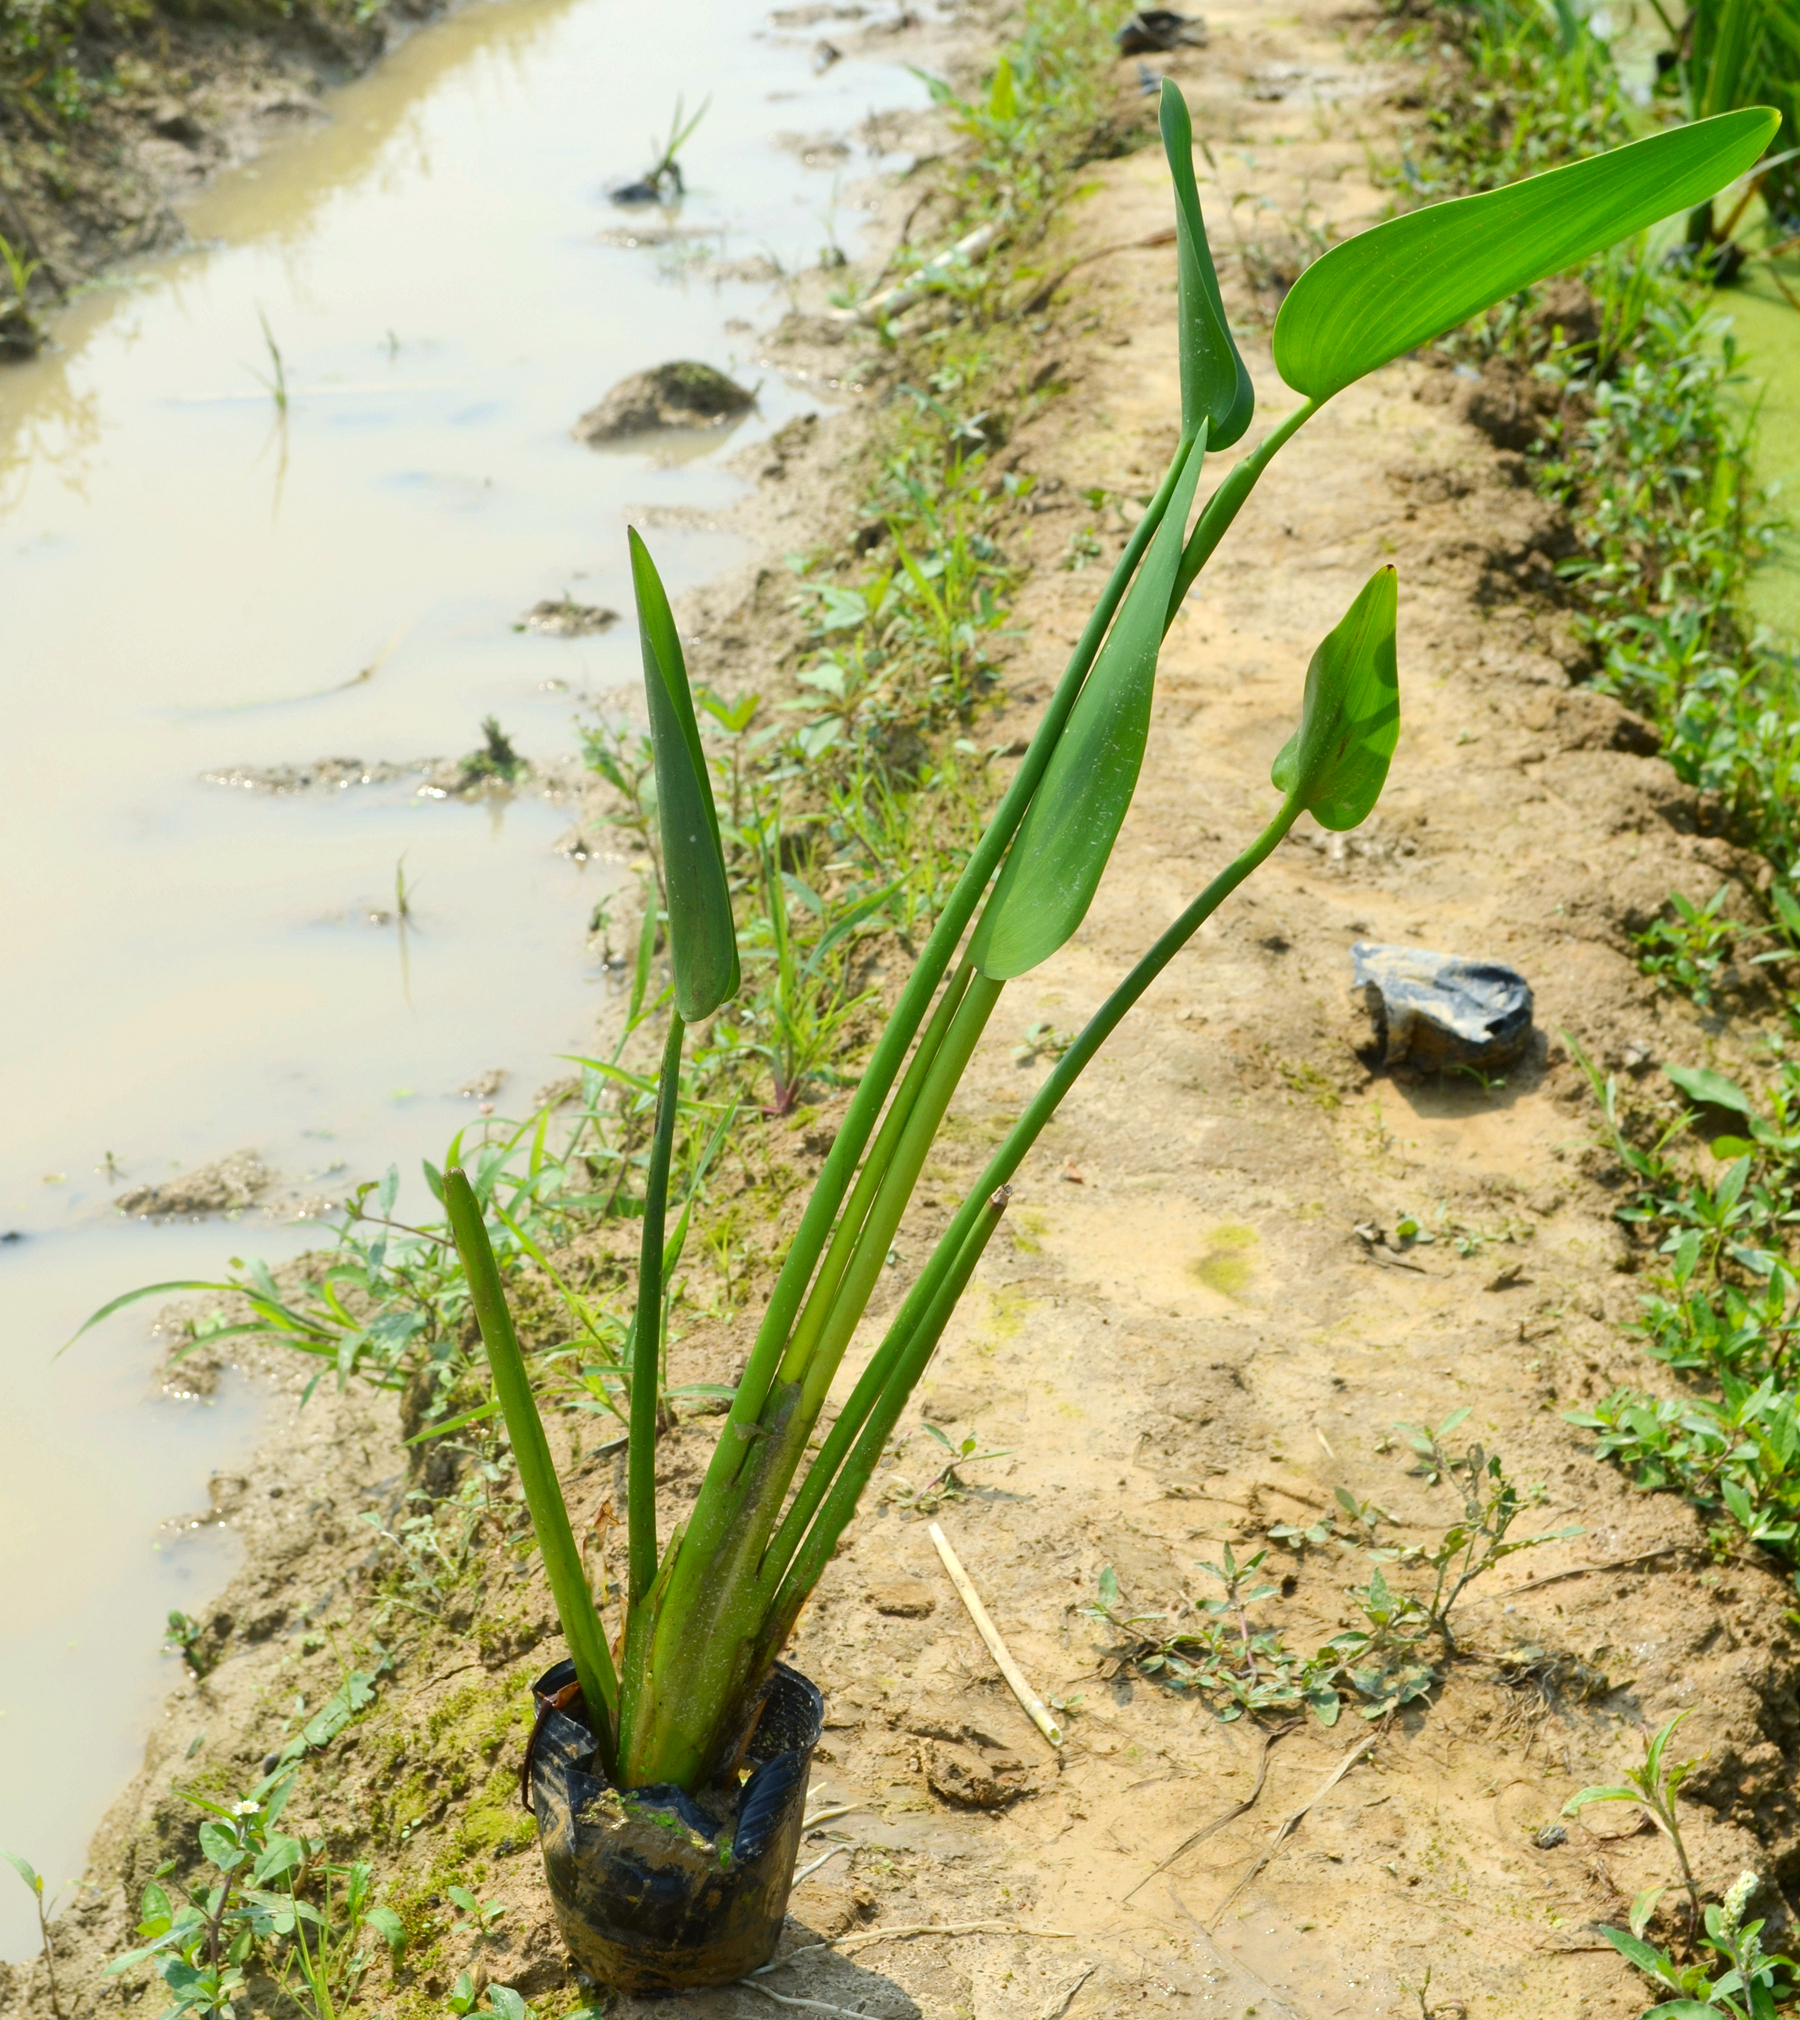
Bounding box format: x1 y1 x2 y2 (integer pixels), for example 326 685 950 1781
443 1167 619 1761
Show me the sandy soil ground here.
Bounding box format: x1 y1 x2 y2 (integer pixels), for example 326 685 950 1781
14 4 1800 2019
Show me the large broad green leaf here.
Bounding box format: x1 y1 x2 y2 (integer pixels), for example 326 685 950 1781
969 430 1208 981
1270 567 1399 829
1272 107 1779 400
628 528 740 1020
1160 82 1253 449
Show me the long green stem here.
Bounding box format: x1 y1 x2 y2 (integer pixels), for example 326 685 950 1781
665 440 1193 1580
1168 397 1321 614
623 388 1320 1788
444 1168 619 1761
773 962 975 1387
755 1186 1013 1664
762 795 1304 1600
780 972 1003 1399
629 1012 686 1606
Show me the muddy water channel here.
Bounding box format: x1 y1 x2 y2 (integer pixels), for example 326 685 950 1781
0 0 929 1952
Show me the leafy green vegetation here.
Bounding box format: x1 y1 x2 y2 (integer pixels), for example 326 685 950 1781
1565 1717 1794 2014
1393 0 1800 875
446 74 1759 1804
1091 1415 1570 1724
58 0 1781 1996
1391 0 1800 1595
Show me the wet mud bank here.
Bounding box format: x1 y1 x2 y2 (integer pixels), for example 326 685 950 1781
13 5 1800 2020
0 0 444 319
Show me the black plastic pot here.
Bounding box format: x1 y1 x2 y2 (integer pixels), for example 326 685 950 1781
524 1659 825 1993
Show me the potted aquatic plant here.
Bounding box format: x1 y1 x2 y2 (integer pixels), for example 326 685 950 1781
441 84 1775 1991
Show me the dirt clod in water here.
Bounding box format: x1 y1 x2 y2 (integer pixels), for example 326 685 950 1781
516 598 620 636
574 360 755 442
116 1150 268 1218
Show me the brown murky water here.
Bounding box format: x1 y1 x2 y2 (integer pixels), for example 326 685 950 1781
0 0 929 1951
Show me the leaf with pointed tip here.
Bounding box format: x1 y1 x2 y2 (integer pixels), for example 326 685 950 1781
1665 1062 1753 1115
1273 108 1779 400
1161 82 1253 449
970 431 1208 981
2 1851 42 1897
1270 567 1399 830
629 528 740 1020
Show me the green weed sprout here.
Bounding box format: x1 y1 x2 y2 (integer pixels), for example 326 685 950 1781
433 84 1776 1795
1581 1844 1795 2011
106 1765 404 2020
645 94 709 200
1566 1711 1707 1941
4 1850 66 2019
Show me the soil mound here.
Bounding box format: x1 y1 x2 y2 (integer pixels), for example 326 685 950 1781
574 361 755 442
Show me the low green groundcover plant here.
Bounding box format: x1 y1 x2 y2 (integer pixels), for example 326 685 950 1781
430 86 1778 1794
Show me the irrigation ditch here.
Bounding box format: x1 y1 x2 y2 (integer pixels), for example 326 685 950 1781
7 0 1800 2016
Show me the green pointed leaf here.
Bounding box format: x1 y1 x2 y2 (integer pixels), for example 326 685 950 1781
2 1851 42 1897
628 528 740 1021
1161 82 1253 449
1269 566 1399 829
1598 1926 1676 1981
969 431 1208 980
1273 108 1779 400
1665 1062 1753 1115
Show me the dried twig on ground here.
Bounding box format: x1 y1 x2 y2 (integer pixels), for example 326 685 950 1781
1123 1718 1300 1901
929 1521 1063 1747
1209 1727 1383 1927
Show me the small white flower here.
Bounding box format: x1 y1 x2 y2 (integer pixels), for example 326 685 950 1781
232 1799 260 1816
1722 1869 1758 1938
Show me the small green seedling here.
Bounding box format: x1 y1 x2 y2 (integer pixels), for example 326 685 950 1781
459 717 525 789
105 1767 404 2020
249 306 289 415
446 1884 504 1933
1565 1711 1707 1942
1590 1864 1793 2016
884 1421 1013 1511
164 1608 212 1677
4 1850 66 2019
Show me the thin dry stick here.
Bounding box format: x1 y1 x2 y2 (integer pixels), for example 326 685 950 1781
744 1984 875 2019
1208 1727 1381 1929
1038 1964 1099 2020
1502 1546 1684 1596
1123 1718 1300 1902
792 1843 850 1886
800 1801 865 1829
929 1521 1063 1748
784 1920 1074 1963
754 1921 1073 1978
1020 226 1179 314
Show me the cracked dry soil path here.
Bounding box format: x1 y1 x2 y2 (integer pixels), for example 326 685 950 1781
24 5 1800 2020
